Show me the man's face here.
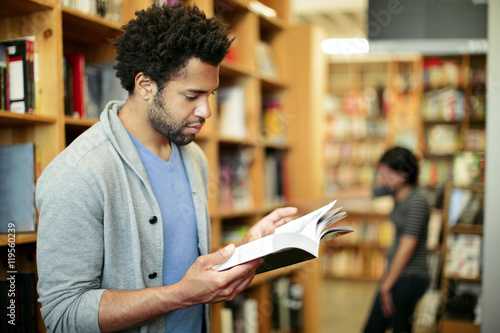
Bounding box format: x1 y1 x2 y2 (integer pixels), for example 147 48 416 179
148 57 219 145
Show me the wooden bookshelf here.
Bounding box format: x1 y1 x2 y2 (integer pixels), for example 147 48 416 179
0 0 321 332
439 182 484 331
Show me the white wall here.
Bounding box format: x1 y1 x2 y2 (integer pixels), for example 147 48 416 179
482 1 500 331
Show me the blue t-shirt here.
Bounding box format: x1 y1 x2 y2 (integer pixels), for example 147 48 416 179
129 134 202 332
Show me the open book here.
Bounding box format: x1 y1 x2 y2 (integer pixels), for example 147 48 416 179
216 200 352 274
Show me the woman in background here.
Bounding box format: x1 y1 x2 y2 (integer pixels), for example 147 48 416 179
363 147 430 333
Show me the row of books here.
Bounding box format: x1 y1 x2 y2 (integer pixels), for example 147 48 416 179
443 280 481 323
425 124 485 158
421 87 465 121
262 98 286 144
322 248 386 280
419 159 451 188
0 142 39 233
444 233 482 279
218 86 288 143
420 151 485 188
425 124 460 156
264 150 288 206
0 272 37 332
326 88 386 117
324 140 387 166
62 0 122 23
64 53 128 119
221 276 303 333
325 115 386 140
469 94 486 120
423 58 466 89
324 164 375 193
219 149 255 212
452 151 485 187
0 37 39 114
332 219 394 249
447 188 483 227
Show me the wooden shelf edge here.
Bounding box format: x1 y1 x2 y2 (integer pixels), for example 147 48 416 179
64 116 99 127
1 0 56 18
449 224 483 234
443 275 482 282
61 6 123 31
0 110 57 125
0 232 37 246
249 264 301 287
323 274 380 282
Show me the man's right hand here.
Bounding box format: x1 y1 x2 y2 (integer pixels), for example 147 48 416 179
174 243 262 307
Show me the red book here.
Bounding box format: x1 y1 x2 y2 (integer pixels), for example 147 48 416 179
64 53 86 118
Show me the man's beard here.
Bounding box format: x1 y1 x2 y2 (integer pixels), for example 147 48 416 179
147 92 201 146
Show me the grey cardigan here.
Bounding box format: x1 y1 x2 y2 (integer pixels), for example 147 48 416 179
36 101 211 333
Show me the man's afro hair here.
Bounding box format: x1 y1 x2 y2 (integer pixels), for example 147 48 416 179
113 2 232 94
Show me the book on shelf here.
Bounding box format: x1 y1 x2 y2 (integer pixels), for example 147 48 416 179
271 276 304 332
0 36 37 114
0 44 8 110
423 57 464 89
218 86 246 139
264 150 287 205
223 294 259 333
64 53 86 119
453 152 484 187
0 142 39 233
215 200 352 274
62 0 122 22
262 98 286 144
444 280 481 322
219 149 254 211
447 188 483 227
445 233 482 279
425 124 459 156
104 0 123 23
421 87 465 121
463 129 485 152
255 41 278 79
85 62 128 119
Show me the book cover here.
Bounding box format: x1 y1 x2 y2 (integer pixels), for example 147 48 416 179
0 142 37 233
1 38 33 114
215 200 352 274
453 152 484 187
255 41 278 79
218 86 246 139
0 44 7 110
85 61 128 119
64 53 86 118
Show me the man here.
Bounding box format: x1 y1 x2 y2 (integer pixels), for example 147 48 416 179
35 3 296 332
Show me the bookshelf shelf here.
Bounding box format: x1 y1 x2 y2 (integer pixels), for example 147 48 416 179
444 275 482 283
0 232 38 246
249 265 302 287
1 0 56 18
449 224 483 234
440 318 480 333
260 76 288 90
64 116 99 127
0 110 57 126
61 7 123 44
258 15 288 32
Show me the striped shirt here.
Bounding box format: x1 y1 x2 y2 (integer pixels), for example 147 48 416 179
373 186 430 278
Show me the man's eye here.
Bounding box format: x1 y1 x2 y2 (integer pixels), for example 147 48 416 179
186 95 197 101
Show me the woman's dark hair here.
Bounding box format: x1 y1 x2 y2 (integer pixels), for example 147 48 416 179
379 146 419 185
113 2 233 94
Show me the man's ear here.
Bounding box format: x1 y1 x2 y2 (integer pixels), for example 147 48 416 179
134 72 156 101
